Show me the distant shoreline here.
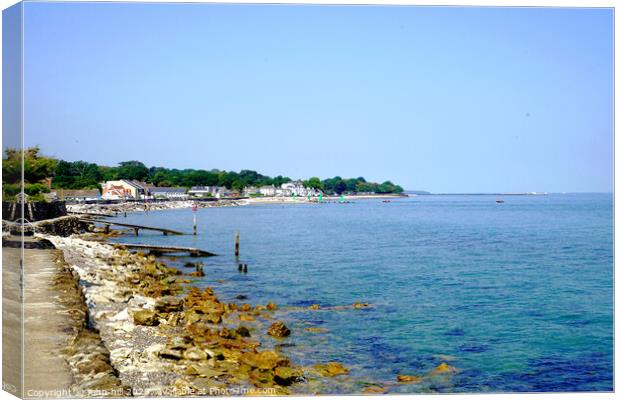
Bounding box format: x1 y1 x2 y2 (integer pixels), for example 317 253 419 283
246 193 406 204
410 192 548 196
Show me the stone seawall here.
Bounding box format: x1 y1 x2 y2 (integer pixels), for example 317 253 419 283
3 201 67 222
3 216 92 237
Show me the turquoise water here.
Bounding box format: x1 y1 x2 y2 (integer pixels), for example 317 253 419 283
111 194 613 393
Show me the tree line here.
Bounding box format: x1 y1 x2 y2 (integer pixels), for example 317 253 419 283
2 147 404 200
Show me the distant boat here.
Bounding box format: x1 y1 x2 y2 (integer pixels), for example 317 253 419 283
382 200 391 203
496 200 505 204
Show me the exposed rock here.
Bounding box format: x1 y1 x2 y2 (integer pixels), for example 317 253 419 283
397 374 422 383
236 326 251 337
363 385 388 394
431 362 457 375
240 350 287 371
186 364 225 378
184 347 209 361
266 302 278 311
273 366 303 386
315 362 349 377
155 296 184 313
183 261 203 268
133 309 159 326
159 348 183 360
267 321 291 338
219 327 238 340
353 301 370 309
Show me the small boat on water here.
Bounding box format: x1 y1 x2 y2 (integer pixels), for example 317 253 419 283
382 200 391 203
496 200 505 204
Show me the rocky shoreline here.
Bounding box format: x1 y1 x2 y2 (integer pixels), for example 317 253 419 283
65 194 407 216
40 233 338 396
66 199 245 216
30 200 458 396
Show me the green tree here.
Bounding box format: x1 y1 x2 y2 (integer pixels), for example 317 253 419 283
3 146 57 200
271 175 291 187
3 146 57 185
99 165 119 181
53 160 102 189
232 180 246 191
334 180 347 194
116 161 149 181
304 177 324 191
345 178 358 192
23 146 57 184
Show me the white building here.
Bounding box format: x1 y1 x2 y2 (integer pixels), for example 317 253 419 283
150 187 188 200
188 186 231 199
101 180 148 200
243 186 260 196
259 185 277 196
281 180 321 197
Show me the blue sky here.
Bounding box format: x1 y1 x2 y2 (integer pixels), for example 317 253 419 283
20 3 613 192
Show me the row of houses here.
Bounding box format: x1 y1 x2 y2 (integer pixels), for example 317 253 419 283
51 179 323 202
242 181 321 197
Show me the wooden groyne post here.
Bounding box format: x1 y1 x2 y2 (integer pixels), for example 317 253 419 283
192 202 198 236
235 231 240 257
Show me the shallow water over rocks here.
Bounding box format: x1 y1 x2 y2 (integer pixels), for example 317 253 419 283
110 194 613 393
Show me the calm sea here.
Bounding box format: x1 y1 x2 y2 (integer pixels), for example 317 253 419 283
110 193 613 393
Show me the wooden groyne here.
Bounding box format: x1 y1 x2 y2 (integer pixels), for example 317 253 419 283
68 211 116 218
113 243 217 257
83 219 185 236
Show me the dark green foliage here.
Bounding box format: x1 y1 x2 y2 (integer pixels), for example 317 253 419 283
2 183 21 198
116 161 149 181
3 147 405 195
3 146 57 185
3 147 57 200
316 176 404 194
53 160 102 189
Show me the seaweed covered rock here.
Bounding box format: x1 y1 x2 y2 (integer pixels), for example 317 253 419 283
315 362 349 377
155 296 184 313
273 366 304 386
353 301 370 309
184 261 203 268
183 347 209 361
363 385 387 394
236 326 251 337
267 321 291 338
240 350 287 371
431 362 457 375
397 374 422 383
133 309 159 326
